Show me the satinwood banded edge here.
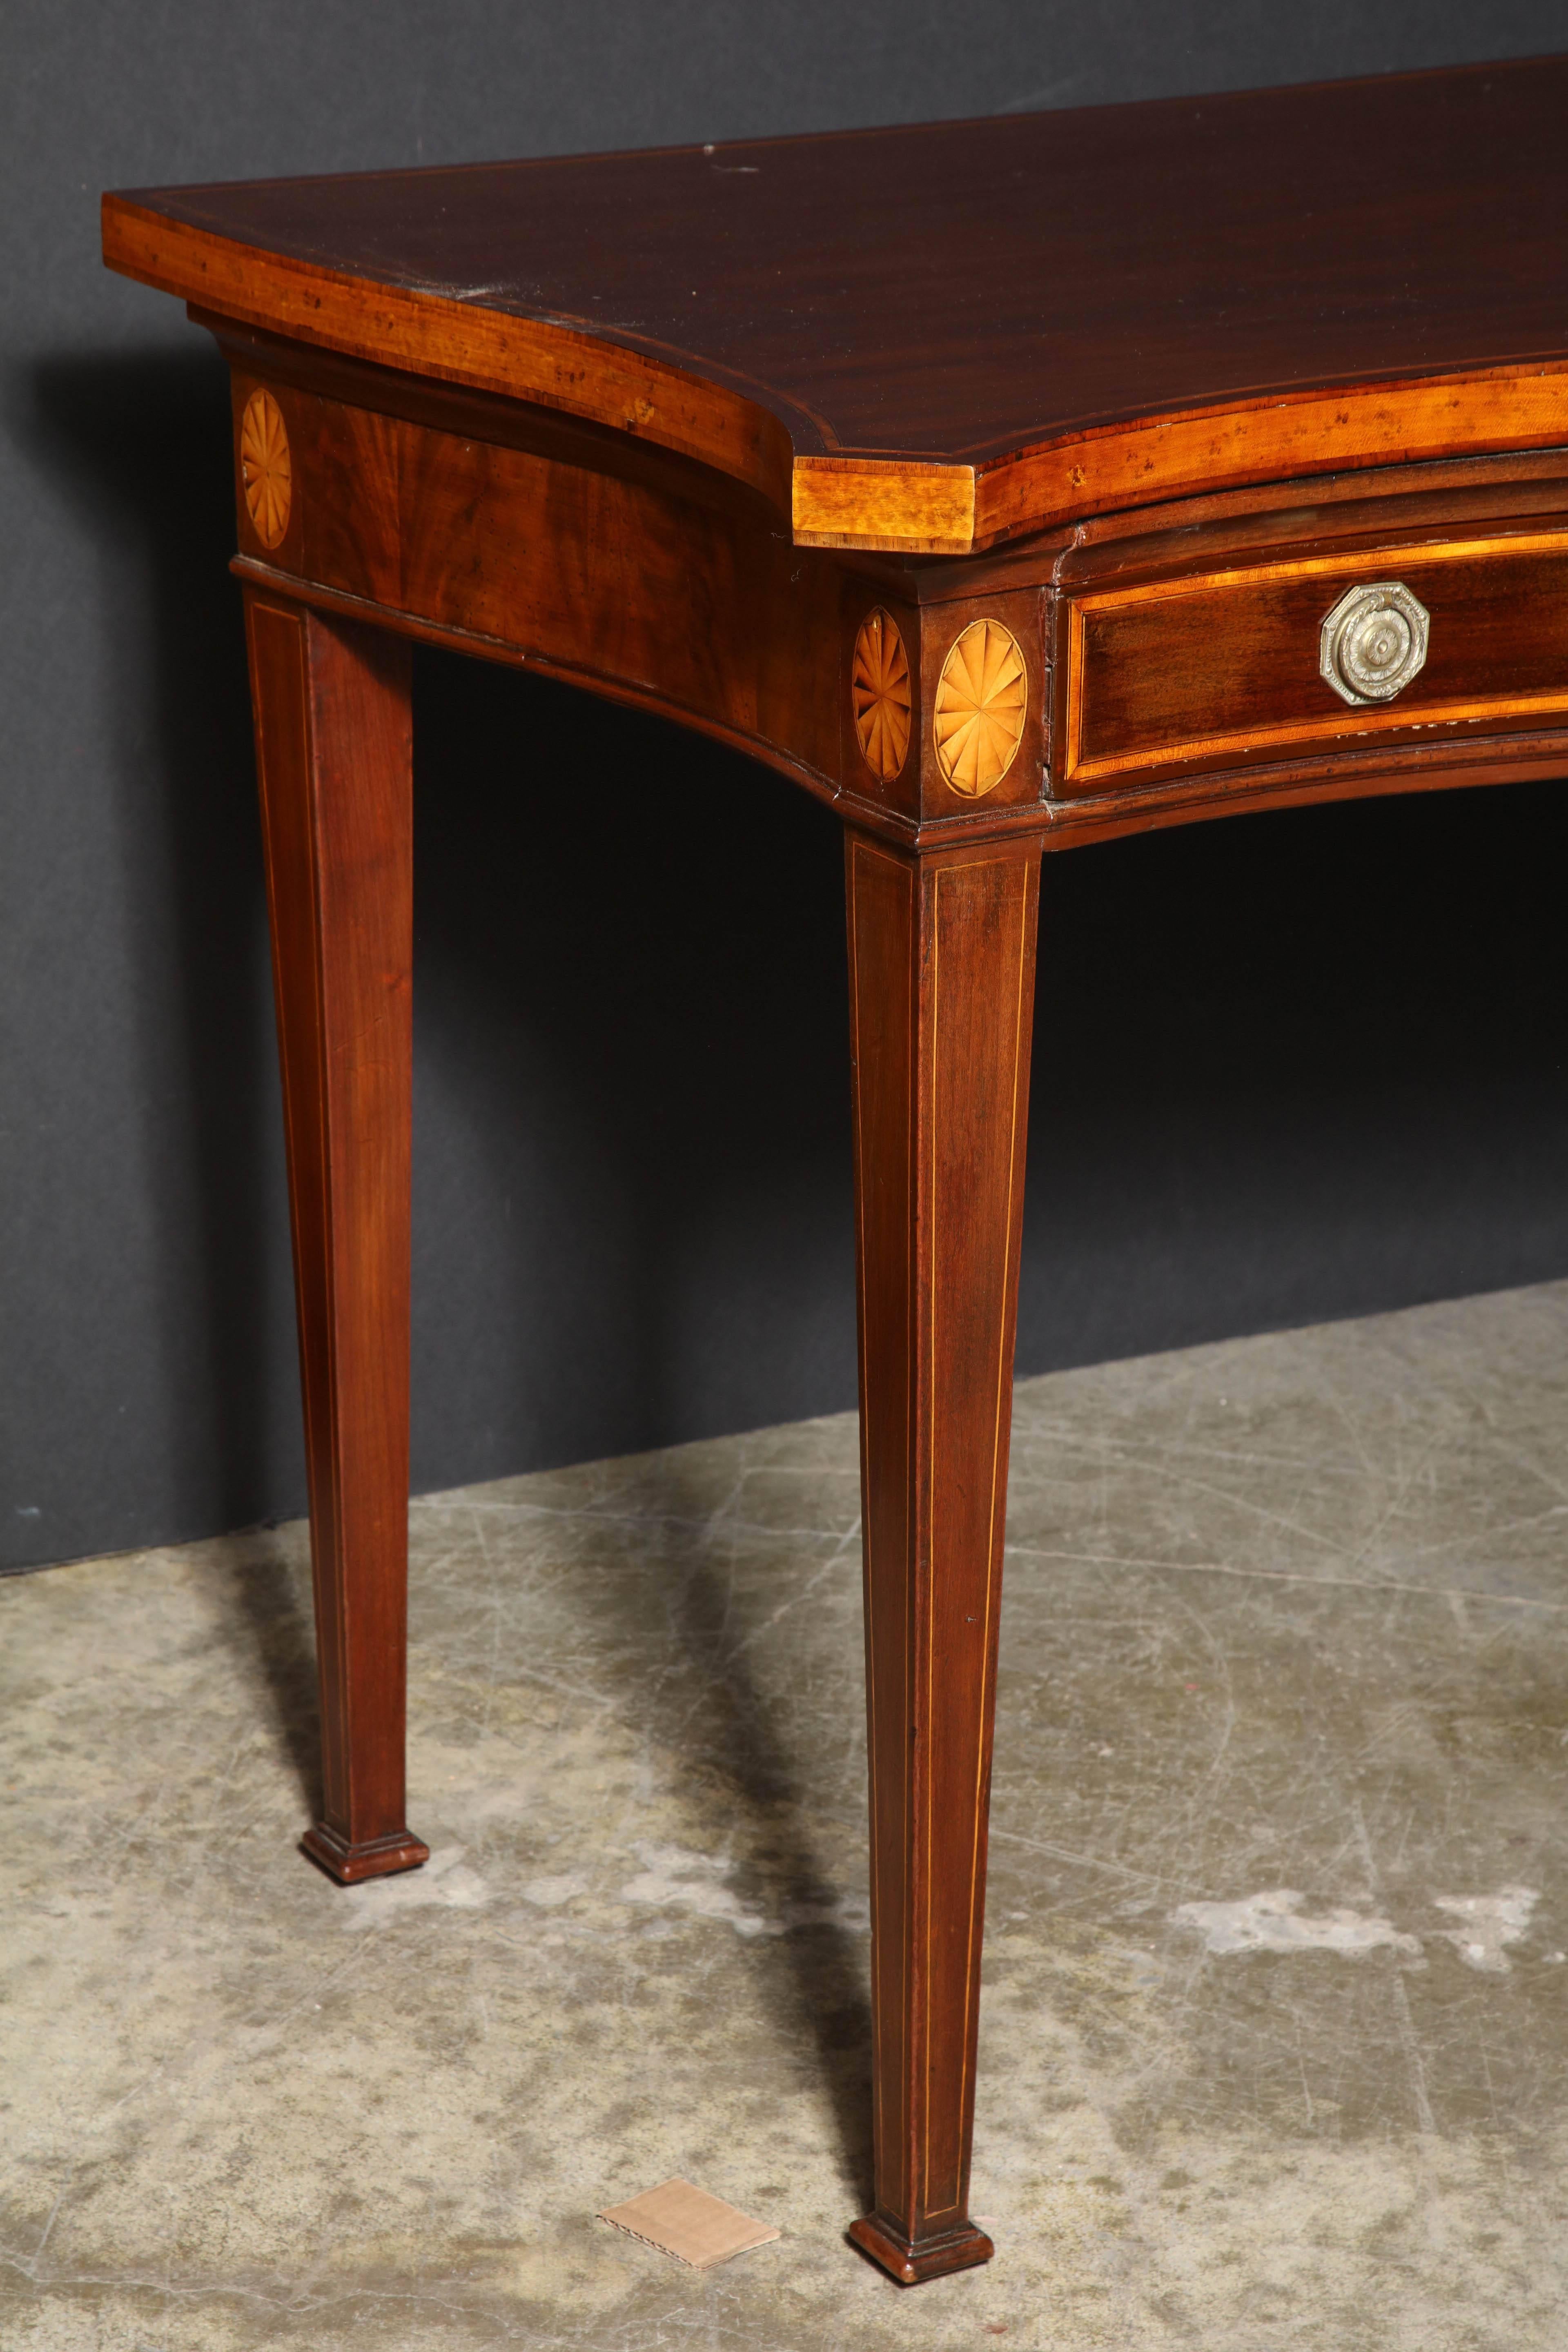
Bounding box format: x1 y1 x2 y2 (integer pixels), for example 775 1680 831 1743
102 196 1568 559
1072 684 1568 788
793 365 1568 554
1042 732 1568 852
1064 524 1568 784
102 196 799 519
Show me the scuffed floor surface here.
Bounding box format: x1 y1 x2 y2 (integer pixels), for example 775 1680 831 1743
6 1285 1568 2350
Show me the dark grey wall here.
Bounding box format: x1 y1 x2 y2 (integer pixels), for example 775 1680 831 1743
6 4 1568 1572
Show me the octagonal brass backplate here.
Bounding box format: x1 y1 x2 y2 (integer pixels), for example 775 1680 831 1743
1320 580 1430 707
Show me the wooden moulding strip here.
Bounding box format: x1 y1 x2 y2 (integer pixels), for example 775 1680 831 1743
105 198 1568 555
102 197 797 521
973 367 1568 550
230 556 1055 853
1069 686 1568 787
1063 525 1568 785
1042 733 1568 851
797 368 1568 555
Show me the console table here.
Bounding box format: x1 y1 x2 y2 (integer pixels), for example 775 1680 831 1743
102 56 1568 2286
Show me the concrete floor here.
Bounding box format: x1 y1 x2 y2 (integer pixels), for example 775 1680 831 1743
5 1284 1568 2350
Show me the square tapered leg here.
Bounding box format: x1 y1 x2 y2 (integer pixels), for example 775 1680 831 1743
246 590 427 1884
844 827 1042 2281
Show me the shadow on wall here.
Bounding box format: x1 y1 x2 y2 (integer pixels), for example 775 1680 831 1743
406 646 856 1492
21 347 279 1539
18 345 1568 1573
18 343 858 1552
1020 768 1568 1366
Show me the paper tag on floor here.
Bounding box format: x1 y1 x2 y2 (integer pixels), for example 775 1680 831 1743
597 2177 780 2268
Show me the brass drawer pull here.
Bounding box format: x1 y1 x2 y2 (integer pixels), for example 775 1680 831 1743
1320 580 1430 706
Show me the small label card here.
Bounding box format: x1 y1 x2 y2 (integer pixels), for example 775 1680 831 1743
597 2178 781 2270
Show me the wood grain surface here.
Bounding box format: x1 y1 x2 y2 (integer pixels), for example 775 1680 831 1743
1064 527 1568 791
105 56 1568 550
245 590 428 1886
845 828 1042 2281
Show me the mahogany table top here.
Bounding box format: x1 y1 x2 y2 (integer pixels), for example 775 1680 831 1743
104 56 1568 552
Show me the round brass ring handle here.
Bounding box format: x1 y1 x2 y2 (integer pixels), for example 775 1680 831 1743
1320 580 1430 707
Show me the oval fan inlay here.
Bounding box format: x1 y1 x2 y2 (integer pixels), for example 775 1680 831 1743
240 387 292 549
933 618 1027 797
851 608 912 783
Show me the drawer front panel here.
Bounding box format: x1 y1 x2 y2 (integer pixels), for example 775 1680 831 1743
1062 530 1568 794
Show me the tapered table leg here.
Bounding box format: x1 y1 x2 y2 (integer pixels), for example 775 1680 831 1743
844 826 1042 2283
245 589 428 1884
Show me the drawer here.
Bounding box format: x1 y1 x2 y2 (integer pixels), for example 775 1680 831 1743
1059 528 1568 795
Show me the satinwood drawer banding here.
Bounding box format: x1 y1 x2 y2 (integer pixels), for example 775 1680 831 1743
1061 529 1568 795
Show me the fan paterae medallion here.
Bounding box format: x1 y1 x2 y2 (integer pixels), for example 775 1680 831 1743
851 608 912 783
933 618 1027 797
240 387 292 549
